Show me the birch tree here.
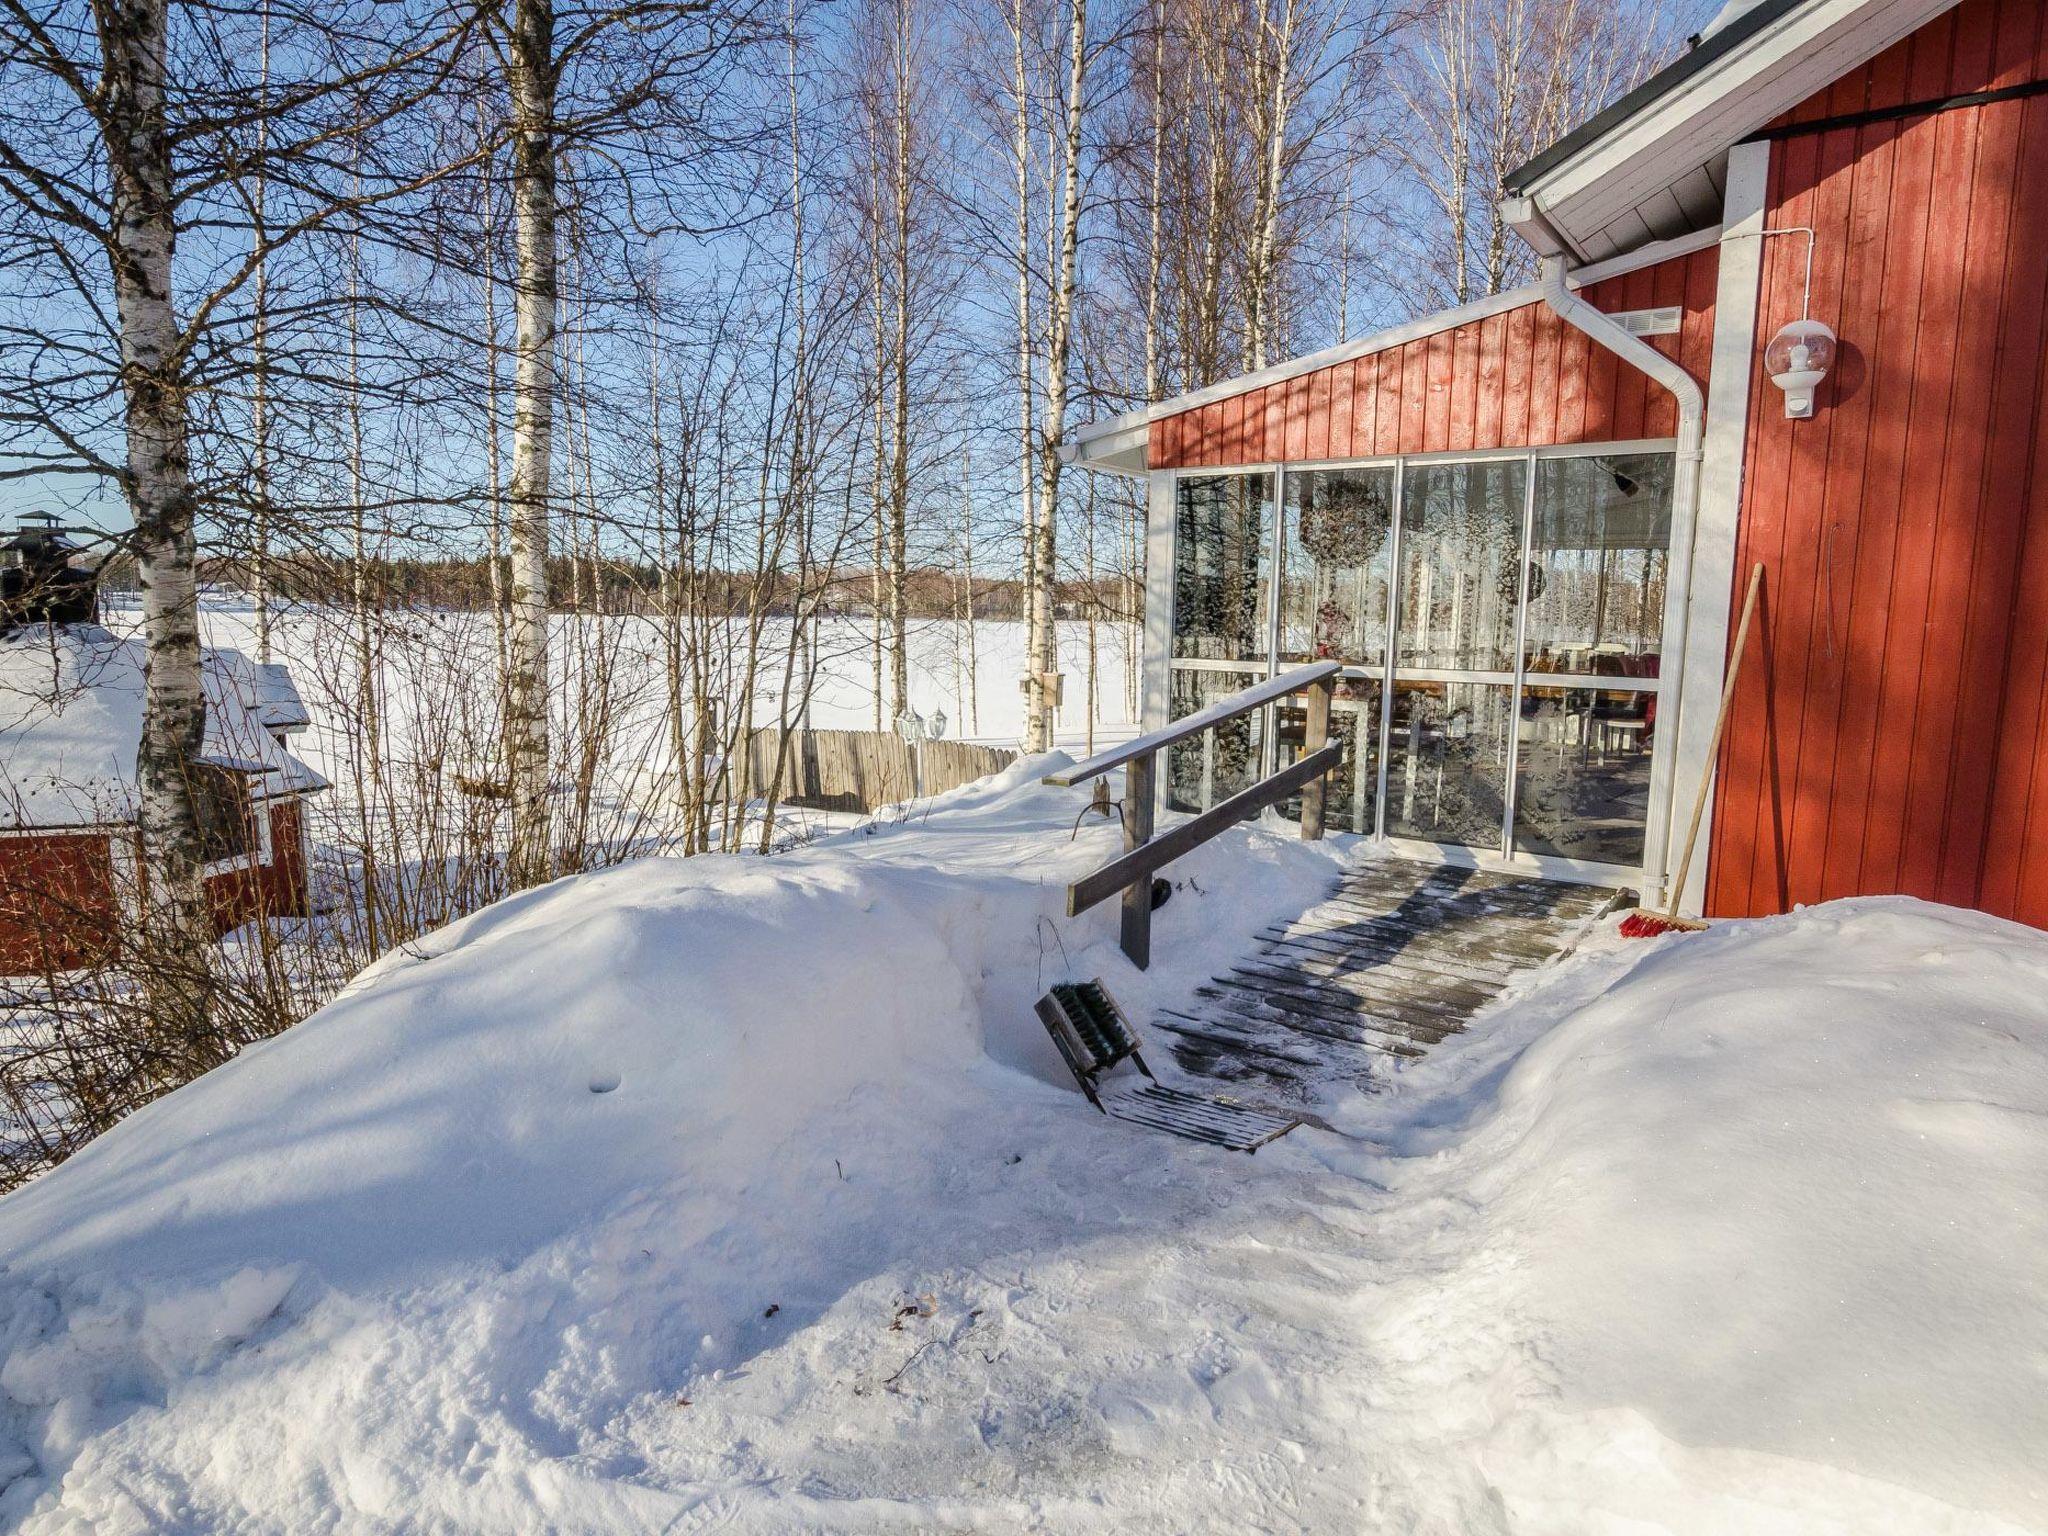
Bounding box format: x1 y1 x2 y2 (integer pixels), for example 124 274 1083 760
476 0 776 888
0 0 478 1050
1021 0 1088 754
1395 0 1673 304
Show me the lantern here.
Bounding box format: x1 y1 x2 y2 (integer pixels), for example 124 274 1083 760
1763 318 1837 419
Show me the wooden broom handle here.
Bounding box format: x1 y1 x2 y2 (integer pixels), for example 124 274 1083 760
1663 562 1765 916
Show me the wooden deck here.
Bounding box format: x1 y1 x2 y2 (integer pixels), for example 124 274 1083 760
1153 857 1621 1100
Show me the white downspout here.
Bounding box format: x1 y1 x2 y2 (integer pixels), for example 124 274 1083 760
1539 255 1706 910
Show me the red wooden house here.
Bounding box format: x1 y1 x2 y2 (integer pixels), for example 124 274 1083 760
0 524 324 976
1066 0 2048 928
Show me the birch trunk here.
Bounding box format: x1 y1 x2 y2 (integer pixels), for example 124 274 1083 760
250 0 273 663
1007 0 1039 748
1244 0 1297 371
347 192 384 952
478 98 510 688
1025 0 1087 753
961 469 979 735
100 0 217 1052
505 0 558 889
1141 0 1165 403
885 0 912 723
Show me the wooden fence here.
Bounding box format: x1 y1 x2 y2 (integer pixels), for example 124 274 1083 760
745 729 1018 813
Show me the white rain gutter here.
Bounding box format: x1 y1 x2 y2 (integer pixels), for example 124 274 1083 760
1539 254 1706 909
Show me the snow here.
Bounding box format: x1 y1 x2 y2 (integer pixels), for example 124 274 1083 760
0 625 324 829
0 768 2043 1532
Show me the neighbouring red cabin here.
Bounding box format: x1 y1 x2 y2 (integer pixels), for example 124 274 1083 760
0 522 324 976
1066 0 2048 930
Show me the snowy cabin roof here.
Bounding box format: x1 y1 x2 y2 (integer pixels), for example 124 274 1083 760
225 652 311 736
0 625 326 831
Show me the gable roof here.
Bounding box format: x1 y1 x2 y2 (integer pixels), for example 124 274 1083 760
0 626 326 830
1500 0 1962 263
1064 225 1720 473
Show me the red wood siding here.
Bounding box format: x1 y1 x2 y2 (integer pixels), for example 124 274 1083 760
0 799 313 975
1148 248 1719 468
206 799 313 934
0 832 120 974
1706 0 2048 926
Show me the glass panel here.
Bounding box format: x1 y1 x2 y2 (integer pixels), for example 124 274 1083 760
1172 474 1275 662
1512 686 1655 864
1271 677 1382 835
1384 680 1512 847
1165 666 1267 814
1395 459 1527 672
1279 467 1396 665
1523 453 1675 678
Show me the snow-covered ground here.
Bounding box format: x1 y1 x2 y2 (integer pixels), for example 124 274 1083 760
0 767 2042 1533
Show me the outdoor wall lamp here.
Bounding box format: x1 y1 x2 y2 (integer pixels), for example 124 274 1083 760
1729 224 1836 419
1765 317 1837 419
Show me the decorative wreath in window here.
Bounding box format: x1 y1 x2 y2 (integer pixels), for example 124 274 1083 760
1296 480 1389 568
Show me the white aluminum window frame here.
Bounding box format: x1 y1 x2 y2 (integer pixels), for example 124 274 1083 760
1158 437 1680 892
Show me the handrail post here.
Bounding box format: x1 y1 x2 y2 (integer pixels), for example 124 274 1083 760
1299 676 1334 841
1121 753 1155 968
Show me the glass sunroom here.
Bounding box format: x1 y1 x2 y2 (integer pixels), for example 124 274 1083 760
1159 442 1678 887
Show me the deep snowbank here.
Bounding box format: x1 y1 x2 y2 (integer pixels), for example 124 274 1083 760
1352 897 2048 1532
0 768 2043 1533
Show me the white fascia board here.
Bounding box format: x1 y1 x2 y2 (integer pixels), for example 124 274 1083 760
1063 223 1722 465
1508 0 1957 262
1065 420 1150 475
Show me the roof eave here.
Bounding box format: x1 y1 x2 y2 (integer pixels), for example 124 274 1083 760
1500 0 1962 265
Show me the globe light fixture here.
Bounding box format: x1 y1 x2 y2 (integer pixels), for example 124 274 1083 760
1764 317 1837 420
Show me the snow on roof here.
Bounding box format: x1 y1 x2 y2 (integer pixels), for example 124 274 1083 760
206 649 312 736
0 624 326 830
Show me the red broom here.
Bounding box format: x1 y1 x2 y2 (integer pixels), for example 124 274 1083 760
1621 562 1765 939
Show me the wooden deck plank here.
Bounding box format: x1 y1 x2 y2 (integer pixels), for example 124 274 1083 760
1159 855 1616 1099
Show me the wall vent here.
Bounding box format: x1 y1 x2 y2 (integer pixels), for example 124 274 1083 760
1613 306 1683 336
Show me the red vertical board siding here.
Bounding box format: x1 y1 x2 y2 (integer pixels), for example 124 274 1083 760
1327 363 1354 458
1397 340 1427 453
1707 0 2048 927
1475 313 1507 447
1147 247 1719 469
1284 375 1310 461
1373 354 1403 454
1813 113 1898 904
1501 304 1535 444
1979 87 2048 923
207 798 313 934
0 832 120 975
1350 357 1377 450
1447 323 1480 451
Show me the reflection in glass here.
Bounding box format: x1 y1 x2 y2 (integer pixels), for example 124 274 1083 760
1271 677 1382 835
1165 667 1268 814
1395 459 1527 672
1512 688 1655 863
1280 467 1395 665
1384 681 1512 846
1172 474 1275 661
1523 453 1674 676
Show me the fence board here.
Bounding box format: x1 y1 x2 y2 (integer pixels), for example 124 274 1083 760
745 729 1017 813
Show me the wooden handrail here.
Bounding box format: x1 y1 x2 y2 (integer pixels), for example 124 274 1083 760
1041 660 1342 788
1067 743 1342 917
1047 662 1343 970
